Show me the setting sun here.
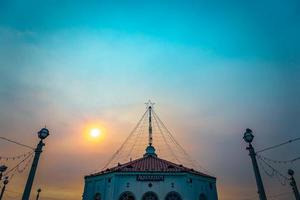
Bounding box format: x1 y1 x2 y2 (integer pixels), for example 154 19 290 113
83 124 106 143
90 128 101 138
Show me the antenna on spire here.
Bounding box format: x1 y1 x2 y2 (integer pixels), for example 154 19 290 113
145 100 155 146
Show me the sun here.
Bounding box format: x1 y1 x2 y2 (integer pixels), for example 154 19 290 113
90 128 101 138
83 123 106 143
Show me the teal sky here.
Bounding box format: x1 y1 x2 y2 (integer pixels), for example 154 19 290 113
0 1 299 200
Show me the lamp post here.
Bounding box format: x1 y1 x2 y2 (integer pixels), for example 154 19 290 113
0 177 9 200
0 165 7 181
36 188 41 200
22 128 49 200
288 169 300 200
243 128 267 200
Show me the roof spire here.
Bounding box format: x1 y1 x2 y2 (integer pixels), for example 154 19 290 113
144 100 157 157
145 100 155 146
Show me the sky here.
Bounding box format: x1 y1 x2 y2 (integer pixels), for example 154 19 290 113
0 0 299 199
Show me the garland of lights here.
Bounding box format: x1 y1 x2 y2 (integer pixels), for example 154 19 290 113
258 154 300 164
257 155 288 186
0 151 33 161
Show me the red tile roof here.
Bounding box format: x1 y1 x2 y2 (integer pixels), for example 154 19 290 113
86 155 215 179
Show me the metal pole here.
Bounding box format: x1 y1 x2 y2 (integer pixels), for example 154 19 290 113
288 169 300 200
148 105 153 146
247 143 267 200
22 140 45 200
0 178 9 200
0 185 6 200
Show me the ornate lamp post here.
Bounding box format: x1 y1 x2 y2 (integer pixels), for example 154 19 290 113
36 188 41 200
0 177 9 200
243 128 267 200
288 169 300 200
22 128 49 200
0 165 7 181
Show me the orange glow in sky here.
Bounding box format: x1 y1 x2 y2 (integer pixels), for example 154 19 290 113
82 123 106 143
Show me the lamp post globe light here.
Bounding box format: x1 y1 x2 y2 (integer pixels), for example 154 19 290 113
36 188 42 200
38 128 49 140
243 128 254 143
0 177 9 200
243 128 267 200
289 169 295 176
288 169 300 200
22 128 49 200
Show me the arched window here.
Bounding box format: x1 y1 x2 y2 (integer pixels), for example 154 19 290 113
199 193 207 200
165 191 182 200
142 191 159 200
119 191 135 200
94 192 101 200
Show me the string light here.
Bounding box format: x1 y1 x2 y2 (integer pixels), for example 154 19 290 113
257 155 288 186
258 154 300 164
0 151 33 161
152 109 212 175
17 154 34 173
96 109 149 172
92 105 212 177
3 152 34 177
258 157 275 177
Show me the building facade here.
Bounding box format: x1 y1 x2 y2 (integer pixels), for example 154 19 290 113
83 145 218 200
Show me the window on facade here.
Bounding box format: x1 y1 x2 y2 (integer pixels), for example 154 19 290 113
119 191 135 200
142 191 159 200
94 192 101 200
199 193 207 200
165 191 182 200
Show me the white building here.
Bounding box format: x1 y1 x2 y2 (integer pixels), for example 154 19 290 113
83 103 218 200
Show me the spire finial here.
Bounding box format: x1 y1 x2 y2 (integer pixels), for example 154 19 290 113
145 100 155 109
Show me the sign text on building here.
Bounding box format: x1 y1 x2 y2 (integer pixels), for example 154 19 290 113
136 175 164 182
